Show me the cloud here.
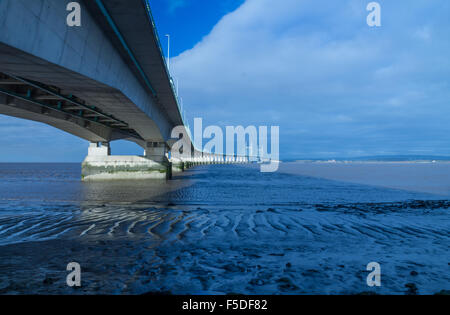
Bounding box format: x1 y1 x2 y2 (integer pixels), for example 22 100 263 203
167 0 187 13
172 0 450 158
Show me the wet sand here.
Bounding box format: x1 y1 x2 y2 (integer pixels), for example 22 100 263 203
0 163 448 294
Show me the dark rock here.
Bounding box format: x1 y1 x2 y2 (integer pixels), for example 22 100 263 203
223 264 245 273
245 253 261 259
276 277 299 291
302 269 320 277
405 283 418 295
276 277 291 284
43 277 56 285
355 291 379 295
249 278 265 286
142 291 172 295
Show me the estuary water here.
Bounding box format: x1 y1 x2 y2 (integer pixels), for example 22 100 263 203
0 162 448 295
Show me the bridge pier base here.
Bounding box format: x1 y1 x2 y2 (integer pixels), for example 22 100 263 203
81 142 171 181
171 158 185 172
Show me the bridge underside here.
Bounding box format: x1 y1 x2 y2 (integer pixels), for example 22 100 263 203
0 43 165 147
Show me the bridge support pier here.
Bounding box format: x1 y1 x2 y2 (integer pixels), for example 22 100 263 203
171 158 185 172
81 142 172 181
87 142 111 157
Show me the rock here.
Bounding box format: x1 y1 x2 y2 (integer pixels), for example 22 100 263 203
276 277 299 291
223 264 245 273
410 271 419 276
43 276 56 285
434 290 450 295
356 291 379 295
249 278 264 286
405 283 418 295
0 280 11 291
142 290 172 295
302 269 319 276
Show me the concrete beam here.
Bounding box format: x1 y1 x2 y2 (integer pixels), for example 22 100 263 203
0 0 175 144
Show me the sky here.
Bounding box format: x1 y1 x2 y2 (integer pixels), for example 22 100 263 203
1 0 450 162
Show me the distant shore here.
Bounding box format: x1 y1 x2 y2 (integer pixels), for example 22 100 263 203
292 160 450 164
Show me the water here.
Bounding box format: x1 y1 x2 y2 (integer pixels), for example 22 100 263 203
0 163 448 295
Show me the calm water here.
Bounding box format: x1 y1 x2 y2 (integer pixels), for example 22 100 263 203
0 163 448 294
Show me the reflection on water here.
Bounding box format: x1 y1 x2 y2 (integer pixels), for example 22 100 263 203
0 163 196 204
0 163 448 295
80 176 194 204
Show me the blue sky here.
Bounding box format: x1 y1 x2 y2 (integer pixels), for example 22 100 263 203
1 0 450 161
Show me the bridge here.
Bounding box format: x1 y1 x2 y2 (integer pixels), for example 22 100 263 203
0 0 248 180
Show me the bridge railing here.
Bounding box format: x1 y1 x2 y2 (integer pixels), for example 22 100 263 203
143 0 193 143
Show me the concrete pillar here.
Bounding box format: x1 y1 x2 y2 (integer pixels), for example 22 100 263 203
171 157 184 172
81 141 172 181
145 142 172 178
145 142 168 163
88 142 110 157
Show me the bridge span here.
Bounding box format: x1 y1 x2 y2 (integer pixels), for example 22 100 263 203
0 0 248 180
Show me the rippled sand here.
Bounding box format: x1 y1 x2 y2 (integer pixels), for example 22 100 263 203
0 164 448 294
